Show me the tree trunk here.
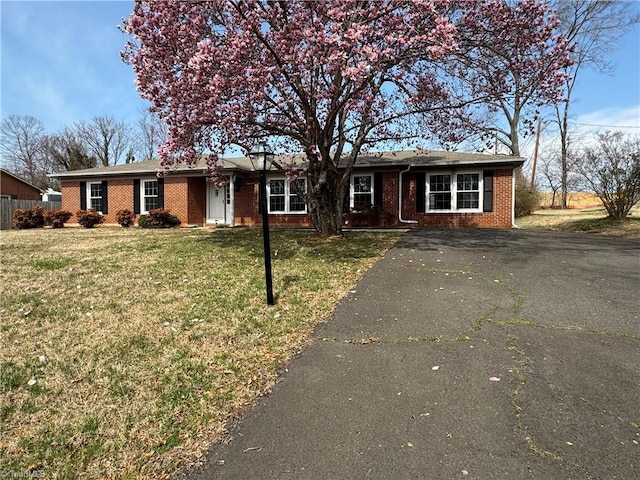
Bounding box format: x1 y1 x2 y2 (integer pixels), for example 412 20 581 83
560 105 569 209
307 163 345 236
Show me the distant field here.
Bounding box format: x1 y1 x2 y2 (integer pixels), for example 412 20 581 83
538 192 603 209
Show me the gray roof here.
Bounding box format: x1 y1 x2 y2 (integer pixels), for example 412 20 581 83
49 150 524 179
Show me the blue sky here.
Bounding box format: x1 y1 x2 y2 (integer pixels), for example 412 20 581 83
1 0 639 153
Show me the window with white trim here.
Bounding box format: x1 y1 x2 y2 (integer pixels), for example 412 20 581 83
351 174 373 209
267 178 307 213
426 172 482 212
142 179 160 212
88 182 103 212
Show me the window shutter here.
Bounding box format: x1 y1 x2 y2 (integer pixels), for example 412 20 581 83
101 180 108 214
374 172 383 207
415 173 425 213
343 183 350 213
133 179 140 214
158 178 165 209
483 171 493 212
80 181 87 210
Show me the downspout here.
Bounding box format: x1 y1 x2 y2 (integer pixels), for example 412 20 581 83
399 165 418 225
511 173 519 228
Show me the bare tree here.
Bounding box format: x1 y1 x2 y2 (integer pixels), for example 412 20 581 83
0 114 50 189
553 0 639 208
135 109 168 162
44 128 97 172
76 115 133 167
575 131 640 221
539 141 582 207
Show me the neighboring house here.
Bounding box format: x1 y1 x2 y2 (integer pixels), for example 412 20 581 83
0 169 42 201
49 150 524 229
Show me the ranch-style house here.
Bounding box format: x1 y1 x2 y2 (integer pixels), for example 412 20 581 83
50 150 524 229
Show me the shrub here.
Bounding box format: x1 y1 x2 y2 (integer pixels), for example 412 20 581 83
12 206 45 229
76 209 105 228
138 209 181 228
514 168 540 218
116 209 136 228
44 210 73 228
345 205 393 226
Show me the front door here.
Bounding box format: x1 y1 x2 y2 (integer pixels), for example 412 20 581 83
207 183 229 225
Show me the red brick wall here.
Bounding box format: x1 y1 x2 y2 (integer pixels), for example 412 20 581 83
233 176 313 227
60 181 81 219
60 168 514 229
1 172 41 200
402 169 513 228
106 180 133 220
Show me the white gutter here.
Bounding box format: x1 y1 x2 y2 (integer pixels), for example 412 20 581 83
399 165 419 224
511 173 519 228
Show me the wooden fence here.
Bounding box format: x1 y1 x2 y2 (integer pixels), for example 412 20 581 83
0 199 63 230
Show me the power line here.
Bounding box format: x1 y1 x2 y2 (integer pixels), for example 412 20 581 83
568 121 640 129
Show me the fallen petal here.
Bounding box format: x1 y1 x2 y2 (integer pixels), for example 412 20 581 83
489 376 501 382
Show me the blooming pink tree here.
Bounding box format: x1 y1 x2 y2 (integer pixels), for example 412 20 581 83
122 0 570 235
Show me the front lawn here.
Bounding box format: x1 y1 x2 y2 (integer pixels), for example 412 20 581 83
0 227 401 479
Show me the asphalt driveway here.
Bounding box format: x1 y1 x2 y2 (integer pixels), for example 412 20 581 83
185 229 640 480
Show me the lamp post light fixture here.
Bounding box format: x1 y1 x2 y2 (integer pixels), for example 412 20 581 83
248 142 275 305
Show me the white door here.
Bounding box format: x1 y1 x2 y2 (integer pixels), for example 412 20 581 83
207 183 228 224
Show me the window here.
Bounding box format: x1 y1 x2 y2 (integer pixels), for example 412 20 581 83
88 182 103 212
428 174 451 210
289 178 307 212
352 174 373 209
267 177 307 213
143 180 160 212
456 173 480 209
426 172 482 212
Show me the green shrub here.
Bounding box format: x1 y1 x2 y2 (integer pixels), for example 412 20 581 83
138 209 181 228
44 210 72 229
116 209 136 228
76 209 105 228
12 206 45 229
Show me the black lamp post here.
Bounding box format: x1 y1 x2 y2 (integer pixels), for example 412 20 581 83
248 142 275 305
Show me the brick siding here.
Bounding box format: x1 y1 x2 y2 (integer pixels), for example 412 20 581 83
0 172 41 200
396 169 513 228
60 168 515 229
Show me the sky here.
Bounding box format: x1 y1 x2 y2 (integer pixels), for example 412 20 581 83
1 0 639 159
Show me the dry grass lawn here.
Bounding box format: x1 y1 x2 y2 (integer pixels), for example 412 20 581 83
517 194 640 239
0 227 401 479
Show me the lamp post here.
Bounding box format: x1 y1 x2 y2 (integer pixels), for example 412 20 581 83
248 142 275 305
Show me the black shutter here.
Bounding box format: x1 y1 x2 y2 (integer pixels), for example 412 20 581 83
80 181 87 210
133 179 140 214
158 178 165 209
483 171 493 212
101 181 108 214
374 172 383 207
257 180 262 214
343 182 350 213
415 172 426 213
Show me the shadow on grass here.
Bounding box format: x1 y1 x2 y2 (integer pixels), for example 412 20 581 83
556 216 640 233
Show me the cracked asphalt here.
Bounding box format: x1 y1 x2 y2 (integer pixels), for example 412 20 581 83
185 229 639 480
